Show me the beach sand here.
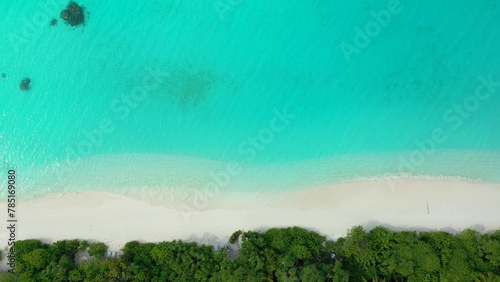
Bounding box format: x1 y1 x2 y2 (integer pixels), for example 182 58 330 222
1 179 499 257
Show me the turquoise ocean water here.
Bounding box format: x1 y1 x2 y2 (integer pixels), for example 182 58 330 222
0 1 499 204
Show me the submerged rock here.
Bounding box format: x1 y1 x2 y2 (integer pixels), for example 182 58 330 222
1 73 6 78
60 2 85 26
20 78 31 91
50 19 57 26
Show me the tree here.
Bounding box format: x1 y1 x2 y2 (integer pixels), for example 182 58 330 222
14 239 46 261
378 231 440 281
48 239 80 262
479 233 500 273
229 230 243 244
79 258 107 281
68 268 84 282
300 264 327 282
78 240 89 252
5 227 500 281
475 272 500 282
38 260 69 282
266 227 326 262
150 240 218 281
88 242 108 259
103 259 126 281
330 262 350 282
230 227 332 281
0 272 17 282
14 240 48 280
339 226 377 279
121 241 156 280
22 248 49 272
237 230 273 279
458 229 493 273
419 231 455 267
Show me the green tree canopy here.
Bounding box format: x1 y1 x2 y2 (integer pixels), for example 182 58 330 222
88 242 108 259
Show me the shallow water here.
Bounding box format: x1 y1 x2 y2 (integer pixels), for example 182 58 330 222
0 1 499 200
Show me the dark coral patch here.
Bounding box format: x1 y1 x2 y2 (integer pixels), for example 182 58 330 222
20 78 31 91
60 2 85 26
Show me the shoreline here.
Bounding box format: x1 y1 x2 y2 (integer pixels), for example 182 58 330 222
8 149 500 201
1 178 499 256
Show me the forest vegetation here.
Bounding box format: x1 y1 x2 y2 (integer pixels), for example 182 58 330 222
1 226 500 281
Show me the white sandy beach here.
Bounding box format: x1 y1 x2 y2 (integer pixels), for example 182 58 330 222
1 178 500 257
